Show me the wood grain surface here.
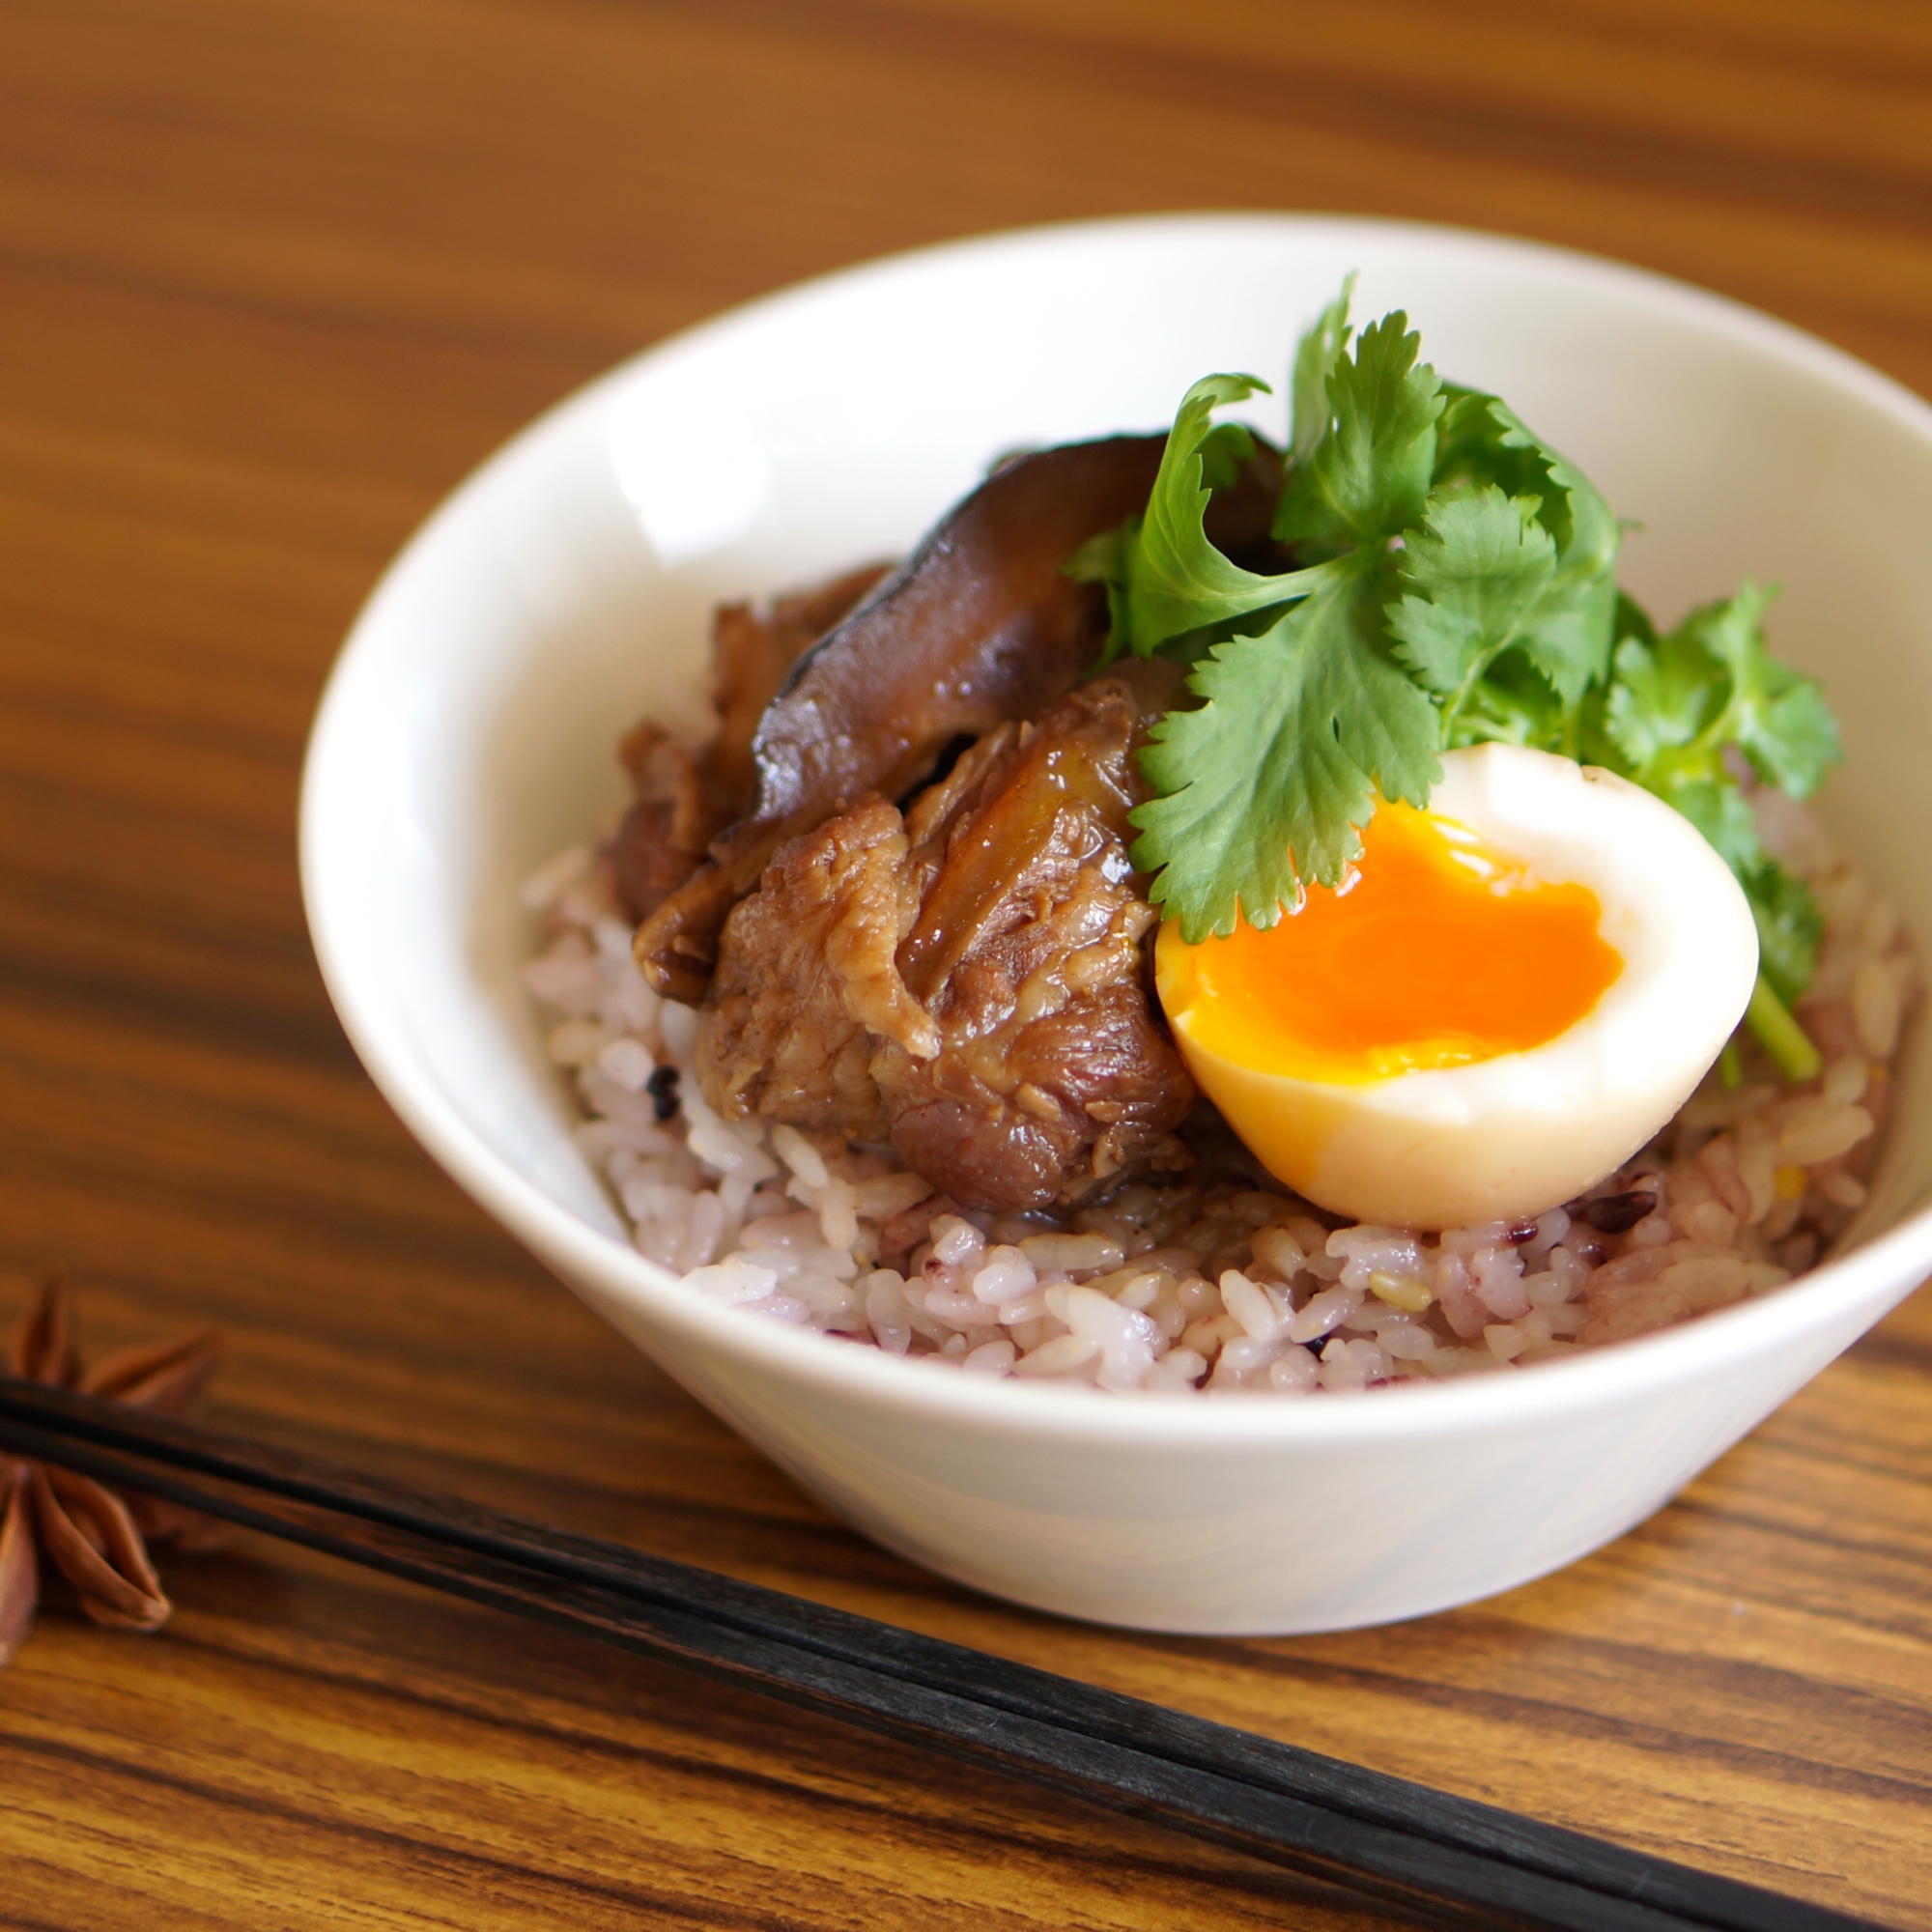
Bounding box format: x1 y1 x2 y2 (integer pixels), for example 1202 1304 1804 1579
2 1 1930 1926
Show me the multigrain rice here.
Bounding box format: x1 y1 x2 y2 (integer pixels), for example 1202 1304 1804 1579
523 784 1916 1394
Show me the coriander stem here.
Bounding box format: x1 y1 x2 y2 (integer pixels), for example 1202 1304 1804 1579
1439 639 1509 747
1746 974 1821 1084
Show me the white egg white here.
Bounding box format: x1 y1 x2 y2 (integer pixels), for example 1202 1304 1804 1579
1159 743 1760 1231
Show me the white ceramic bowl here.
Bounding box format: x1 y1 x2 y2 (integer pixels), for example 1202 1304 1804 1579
300 214 1932 1635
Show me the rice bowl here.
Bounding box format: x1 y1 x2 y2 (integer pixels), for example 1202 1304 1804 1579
301 214 1932 1633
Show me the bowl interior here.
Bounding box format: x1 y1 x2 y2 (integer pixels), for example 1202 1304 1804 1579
304 213 1932 1381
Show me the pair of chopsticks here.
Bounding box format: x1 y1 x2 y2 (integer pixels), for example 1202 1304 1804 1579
0 1374 1877 1932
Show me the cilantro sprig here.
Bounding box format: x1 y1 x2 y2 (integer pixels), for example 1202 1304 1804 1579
1073 284 1844 1077
1587 582 1838 1075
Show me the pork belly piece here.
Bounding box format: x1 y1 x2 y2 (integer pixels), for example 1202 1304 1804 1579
611 562 890 923
682 792 929 1145
696 680 1196 1212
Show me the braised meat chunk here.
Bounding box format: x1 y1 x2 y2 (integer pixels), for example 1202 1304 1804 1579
686 793 934 1144
696 680 1196 1212
611 563 889 923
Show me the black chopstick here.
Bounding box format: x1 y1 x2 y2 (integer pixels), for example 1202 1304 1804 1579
0 1376 1880 1932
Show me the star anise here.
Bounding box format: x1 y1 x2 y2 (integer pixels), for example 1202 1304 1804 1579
0 1273 223 1667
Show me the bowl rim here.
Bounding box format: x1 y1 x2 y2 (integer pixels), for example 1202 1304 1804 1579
301 209 1932 1449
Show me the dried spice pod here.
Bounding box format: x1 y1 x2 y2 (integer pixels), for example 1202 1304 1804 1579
0 1465 37 1665
30 1463 170 1632
0 1274 223 1665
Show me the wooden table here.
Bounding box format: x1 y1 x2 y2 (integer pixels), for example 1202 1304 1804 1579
3 2 1929 1924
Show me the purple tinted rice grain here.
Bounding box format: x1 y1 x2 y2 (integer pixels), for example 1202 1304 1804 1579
647 1064 681 1123
1581 1190 1660 1235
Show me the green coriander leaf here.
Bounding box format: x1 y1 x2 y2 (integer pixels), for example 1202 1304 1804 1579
1603 582 1844 866
1435 384 1540 469
1435 390 1615 572
1594 579 1840 1022
1613 588 1659 649
1198 419 1259 493
1130 560 1441 938
1753 680 1843 798
1385 485 1559 717
1111 372 1324 657
1508 573 1617 712
1602 630 1723 776
1274 312 1443 554
1291 272 1356 464
1745 861 1823 1008
1450 652 1567 749
1658 777 1762 875
1429 389 1619 703
1675 582 1842 799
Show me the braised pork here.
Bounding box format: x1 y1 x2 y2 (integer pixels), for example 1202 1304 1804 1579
696 680 1196 1212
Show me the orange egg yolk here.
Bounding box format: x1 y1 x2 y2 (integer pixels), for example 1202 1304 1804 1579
1157 802 1624 1084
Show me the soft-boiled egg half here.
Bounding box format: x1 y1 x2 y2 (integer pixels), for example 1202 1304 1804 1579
1154 744 1759 1230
